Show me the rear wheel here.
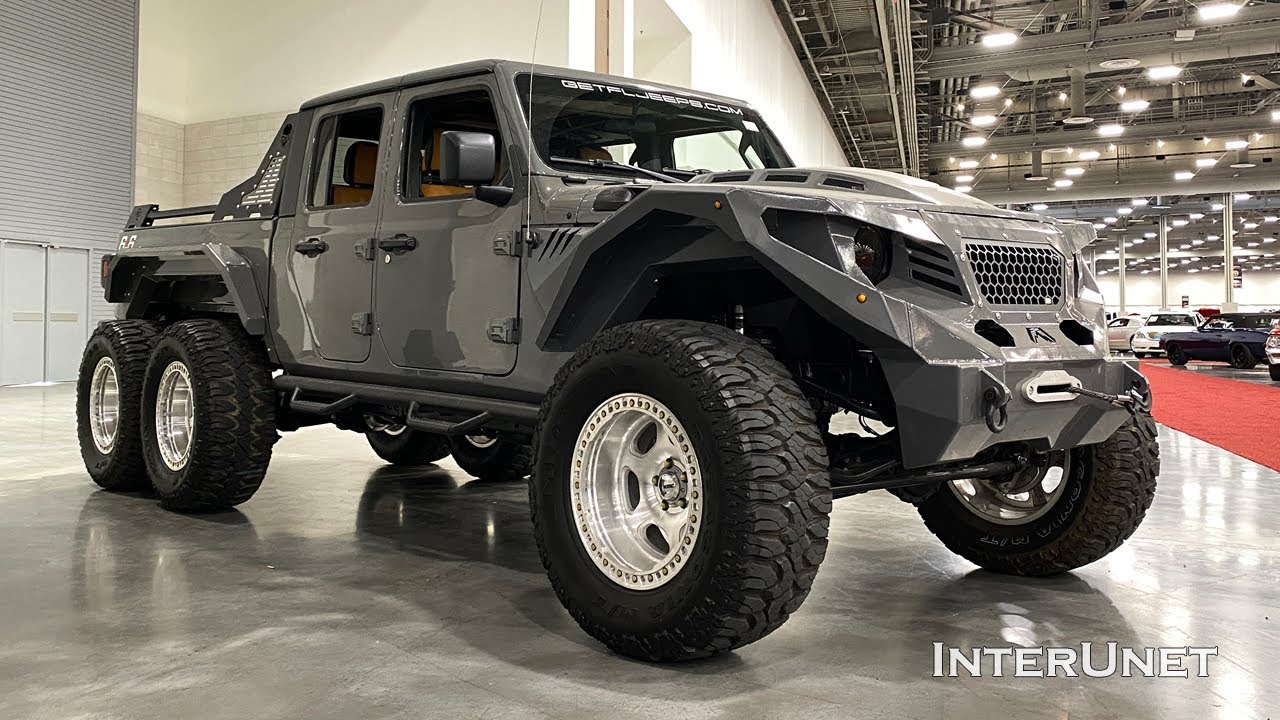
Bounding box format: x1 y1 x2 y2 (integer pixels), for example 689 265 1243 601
916 412 1159 576
447 434 532 481
76 320 160 491
141 320 276 512
1229 343 1258 369
366 425 450 465
1166 343 1189 366
531 320 830 661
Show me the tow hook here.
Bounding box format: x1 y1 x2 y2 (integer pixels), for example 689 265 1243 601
982 385 1011 433
1065 379 1152 418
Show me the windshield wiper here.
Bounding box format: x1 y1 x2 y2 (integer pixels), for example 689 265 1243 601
549 156 681 183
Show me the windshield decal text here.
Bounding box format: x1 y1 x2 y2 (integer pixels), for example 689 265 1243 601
559 79 744 116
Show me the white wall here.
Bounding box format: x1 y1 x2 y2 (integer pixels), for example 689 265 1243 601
139 0 571 124
1097 270 1280 312
660 0 847 167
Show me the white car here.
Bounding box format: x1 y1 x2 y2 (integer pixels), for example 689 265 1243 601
1105 314 1147 352
1129 311 1204 357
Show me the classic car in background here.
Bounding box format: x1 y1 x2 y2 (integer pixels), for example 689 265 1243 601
1267 329 1280 381
1105 314 1147 352
1160 313 1280 369
1124 312 1203 357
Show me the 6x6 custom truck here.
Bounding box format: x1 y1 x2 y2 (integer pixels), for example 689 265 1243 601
78 60 1159 662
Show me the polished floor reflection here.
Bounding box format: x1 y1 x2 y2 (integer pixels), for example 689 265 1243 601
1 384 1276 720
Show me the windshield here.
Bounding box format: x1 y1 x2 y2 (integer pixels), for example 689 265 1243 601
1147 314 1197 326
517 74 791 179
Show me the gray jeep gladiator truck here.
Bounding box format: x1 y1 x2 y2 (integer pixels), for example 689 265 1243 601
77 60 1158 662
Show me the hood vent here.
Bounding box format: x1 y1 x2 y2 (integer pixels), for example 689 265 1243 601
708 172 752 183
764 172 810 183
821 177 865 191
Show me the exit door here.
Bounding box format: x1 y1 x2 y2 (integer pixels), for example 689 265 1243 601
1 241 91 385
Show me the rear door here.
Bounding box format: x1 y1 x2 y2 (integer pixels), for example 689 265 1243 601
285 94 395 363
373 78 522 374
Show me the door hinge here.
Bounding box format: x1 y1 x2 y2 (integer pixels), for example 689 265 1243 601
493 229 540 257
354 238 377 261
351 312 373 335
487 317 520 344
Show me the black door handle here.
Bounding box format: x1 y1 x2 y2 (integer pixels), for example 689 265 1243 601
380 234 418 255
294 238 329 257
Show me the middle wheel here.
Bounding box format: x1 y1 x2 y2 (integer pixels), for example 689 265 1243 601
531 320 831 661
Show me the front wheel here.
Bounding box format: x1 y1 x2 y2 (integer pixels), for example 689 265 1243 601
916 412 1159 576
366 426 450 465
531 320 831 661
140 320 276 512
1166 343 1189 366
447 434 532 481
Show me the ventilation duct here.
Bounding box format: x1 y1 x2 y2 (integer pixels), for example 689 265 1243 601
1063 69 1093 124
1025 149 1048 181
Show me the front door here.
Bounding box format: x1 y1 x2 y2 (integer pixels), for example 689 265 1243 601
286 94 394 363
374 80 521 374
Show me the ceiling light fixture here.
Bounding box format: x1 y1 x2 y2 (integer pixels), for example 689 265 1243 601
982 31 1019 47
1144 232 1157 238
1272 109 1280 122
1235 192 1252 201
1032 203 1049 211
1225 139 1249 150
970 84 1001 99
1097 124 1125 136
962 136 988 147
959 159 979 169
1197 3 1241 20
1055 178 1074 187
1120 99 1150 112
1264 216 1279 223
1078 150 1101 161
1172 219 1189 226
1244 221 1259 229
1132 198 1149 206
954 185 973 193
971 114 997 126
1211 202 1225 211
956 174 975 182
1189 212 1205 219
1117 207 1134 215
1147 65 1182 80
1174 171 1195 180
1195 158 1218 168
1064 167 1086 176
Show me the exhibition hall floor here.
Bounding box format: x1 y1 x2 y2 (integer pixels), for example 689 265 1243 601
1 384 1275 720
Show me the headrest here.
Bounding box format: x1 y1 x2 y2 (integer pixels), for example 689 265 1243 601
579 145 612 161
343 141 378 187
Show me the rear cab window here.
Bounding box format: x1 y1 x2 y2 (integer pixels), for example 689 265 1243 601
309 106 384 208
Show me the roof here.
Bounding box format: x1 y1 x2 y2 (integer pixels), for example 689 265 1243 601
299 59 757 113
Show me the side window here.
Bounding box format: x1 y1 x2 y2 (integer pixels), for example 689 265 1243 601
1108 318 1129 328
402 89 503 200
309 106 384 208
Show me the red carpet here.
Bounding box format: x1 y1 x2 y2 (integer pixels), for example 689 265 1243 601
1139 361 1280 471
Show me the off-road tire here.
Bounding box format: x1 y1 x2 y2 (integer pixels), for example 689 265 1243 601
366 428 451 465
141 320 276 512
448 435 532 481
1166 343 1189 366
916 412 1159 576
531 320 831 661
76 320 161 491
1270 363 1280 382
1229 343 1258 369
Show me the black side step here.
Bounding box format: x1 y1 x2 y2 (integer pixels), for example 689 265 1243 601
275 375 541 425
404 403 492 436
287 387 357 415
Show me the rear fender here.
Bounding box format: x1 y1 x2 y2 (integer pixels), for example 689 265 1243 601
108 242 266 336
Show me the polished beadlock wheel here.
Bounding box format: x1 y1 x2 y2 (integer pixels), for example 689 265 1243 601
154 360 195 472
87 356 121 455
572 392 703 590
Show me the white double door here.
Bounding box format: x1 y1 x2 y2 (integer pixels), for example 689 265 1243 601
1 241 91 385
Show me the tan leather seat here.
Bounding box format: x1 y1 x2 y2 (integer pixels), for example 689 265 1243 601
331 141 377 205
579 145 612 161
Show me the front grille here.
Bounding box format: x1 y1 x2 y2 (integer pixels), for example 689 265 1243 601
965 242 1064 306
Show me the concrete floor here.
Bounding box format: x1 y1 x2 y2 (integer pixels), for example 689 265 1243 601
1 384 1276 720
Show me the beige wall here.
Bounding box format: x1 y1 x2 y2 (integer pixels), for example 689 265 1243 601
134 114 184 210
133 111 285 209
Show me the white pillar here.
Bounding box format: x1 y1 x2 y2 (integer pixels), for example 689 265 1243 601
1158 215 1169 310
1223 193 1235 310
608 0 634 77
1118 235 1127 314
567 0 597 71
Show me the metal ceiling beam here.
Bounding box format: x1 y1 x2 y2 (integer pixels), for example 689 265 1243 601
975 175 1280 203
923 5 1280 80
931 114 1278 154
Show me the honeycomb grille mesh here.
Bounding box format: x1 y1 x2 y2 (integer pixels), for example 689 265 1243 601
965 243 1064 306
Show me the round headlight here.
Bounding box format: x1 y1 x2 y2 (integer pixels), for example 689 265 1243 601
853 226 892 284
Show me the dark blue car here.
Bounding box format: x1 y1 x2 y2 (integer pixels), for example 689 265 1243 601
1160 313 1280 369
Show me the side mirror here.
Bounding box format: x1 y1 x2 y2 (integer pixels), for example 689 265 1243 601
439 130 496 186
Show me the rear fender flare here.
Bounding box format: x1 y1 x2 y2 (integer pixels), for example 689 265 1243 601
114 242 266 335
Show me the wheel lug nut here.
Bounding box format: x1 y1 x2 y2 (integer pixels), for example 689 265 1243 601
661 500 670 510
677 498 688 509
663 458 673 468
651 476 659 486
